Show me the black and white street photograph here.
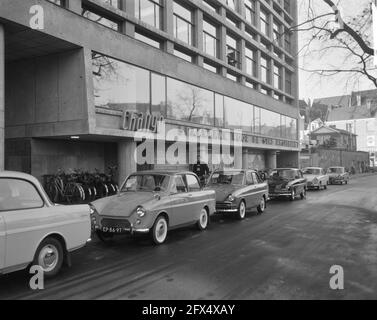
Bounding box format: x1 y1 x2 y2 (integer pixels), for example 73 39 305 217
0 0 377 305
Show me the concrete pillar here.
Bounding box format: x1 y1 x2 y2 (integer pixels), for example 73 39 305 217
164 0 174 54
242 150 249 169
195 7 204 67
120 0 135 37
0 24 4 171
219 7 227 77
67 0 82 14
265 150 277 170
118 140 137 184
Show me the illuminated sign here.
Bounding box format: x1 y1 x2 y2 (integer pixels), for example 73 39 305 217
121 111 164 133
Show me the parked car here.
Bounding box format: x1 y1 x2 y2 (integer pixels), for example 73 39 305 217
0 171 91 277
205 169 268 220
90 171 216 245
327 167 350 185
302 167 329 190
268 168 307 201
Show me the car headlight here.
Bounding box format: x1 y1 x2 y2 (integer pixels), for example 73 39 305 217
226 194 235 202
89 204 98 228
136 206 147 218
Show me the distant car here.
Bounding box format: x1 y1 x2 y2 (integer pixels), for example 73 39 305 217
90 171 216 245
268 168 307 201
205 169 268 220
0 171 91 277
327 167 350 185
303 167 329 190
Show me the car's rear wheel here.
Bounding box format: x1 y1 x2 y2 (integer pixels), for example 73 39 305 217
197 208 209 230
237 201 246 220
257 197 266 214
290 189 296 201
151 215 168 245
324 184 328 190
33 237 64 278
96 230 115 244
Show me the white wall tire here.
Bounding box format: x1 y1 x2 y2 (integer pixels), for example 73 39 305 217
290 189 296 201
33 237 64 278
197 208 209 230
257 197 266 214
237 201 246 220
151 216 168 245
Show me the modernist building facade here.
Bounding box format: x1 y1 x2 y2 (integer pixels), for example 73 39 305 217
0 0 300 182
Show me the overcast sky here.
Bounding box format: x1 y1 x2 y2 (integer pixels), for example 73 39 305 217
298 0 374 100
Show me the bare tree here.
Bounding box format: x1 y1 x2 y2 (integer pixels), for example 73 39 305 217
291 0 377 90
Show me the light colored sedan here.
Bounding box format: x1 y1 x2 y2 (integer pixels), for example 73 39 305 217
0 171 91 277
90 171 216 245
303 167 329 190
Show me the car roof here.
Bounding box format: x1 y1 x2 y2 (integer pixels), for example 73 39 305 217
328 166 344 169
274 168 299 170
0 171 41 185
213 169 256 173
303 167 322 170
132 170 195 176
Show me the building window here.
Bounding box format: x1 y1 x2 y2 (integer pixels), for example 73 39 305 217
245 47 257 77
92 53 151 113
273 20 281 45
260 109 281 138
82 7 120 31
224 97 253 132
203 19 218 58
215 94 224 127
245 0 256 26
226 72 238 82
173 47 193 62
260 9 270 37
204 61 218 73
285 70 292 95
273 64 282 90
173 1 194 46
226 34 240 69
260 56 270 84
203 0 219 13
48 0 65 6
285 28 291 53
135 31 161 48
167 78 215 126
99 0 119 8
284 0 290 14
151 73 166 115
135 0 163 29
225 0 236 11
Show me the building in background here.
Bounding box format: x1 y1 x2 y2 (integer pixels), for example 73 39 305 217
0 0 300 183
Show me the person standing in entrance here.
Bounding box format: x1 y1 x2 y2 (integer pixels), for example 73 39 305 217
192 155 210 187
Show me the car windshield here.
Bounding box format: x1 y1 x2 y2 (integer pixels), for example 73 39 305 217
303 168 321 175
328 168 344 174
121 174 170 192
270 170 298 180
209 171 244 185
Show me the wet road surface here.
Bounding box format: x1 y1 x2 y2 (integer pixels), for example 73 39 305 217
0 174 376 300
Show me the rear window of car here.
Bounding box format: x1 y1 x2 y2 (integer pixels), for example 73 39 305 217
0 178 44 212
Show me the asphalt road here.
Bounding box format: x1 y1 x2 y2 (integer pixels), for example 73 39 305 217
1 174 376 300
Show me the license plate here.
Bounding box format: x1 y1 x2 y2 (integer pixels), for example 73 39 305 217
101 227 128 233
275 185 282 190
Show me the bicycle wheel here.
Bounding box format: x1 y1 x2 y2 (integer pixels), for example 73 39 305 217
64 183 83 204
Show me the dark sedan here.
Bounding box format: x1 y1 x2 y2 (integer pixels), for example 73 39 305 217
268 168 307 201
205 169 268 220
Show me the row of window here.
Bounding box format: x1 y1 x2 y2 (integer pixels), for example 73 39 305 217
92 53 298 140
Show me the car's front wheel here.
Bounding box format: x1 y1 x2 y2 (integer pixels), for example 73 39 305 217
151 215 168 245
197 208 209 230
290 188 296 201
237 201 246 220
300 188 307 200
257 197 266 214
33 237 64 278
